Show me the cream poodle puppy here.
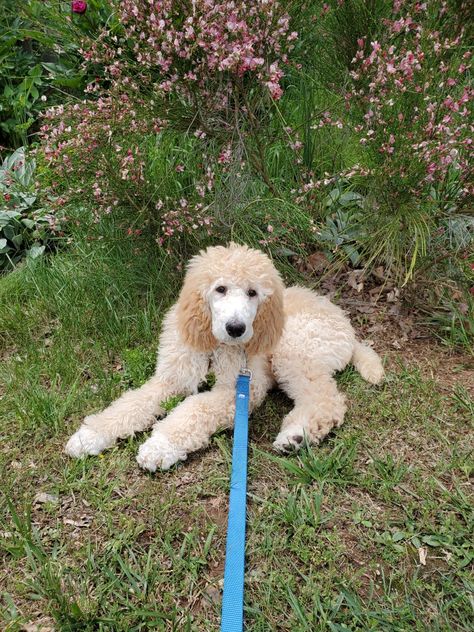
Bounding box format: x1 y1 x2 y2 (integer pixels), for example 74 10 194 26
65 243 384 471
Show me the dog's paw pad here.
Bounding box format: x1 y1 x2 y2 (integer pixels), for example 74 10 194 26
273 427 308 454
65 426 112 458
136 433 187 472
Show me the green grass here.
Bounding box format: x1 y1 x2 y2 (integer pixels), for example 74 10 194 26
1 228 473 631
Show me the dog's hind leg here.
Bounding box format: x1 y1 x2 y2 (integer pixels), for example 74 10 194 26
271 307 352 453
272 370 347 452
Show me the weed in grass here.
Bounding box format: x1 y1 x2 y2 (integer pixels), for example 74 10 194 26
278 485 333 532
266 437 358 487
451 384 474 418
427 297 474 352
121 347 157 388
284 583 420 632
367 454 410 495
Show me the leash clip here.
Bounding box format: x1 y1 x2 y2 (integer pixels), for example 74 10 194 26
239 350 252 381
239 367 252 381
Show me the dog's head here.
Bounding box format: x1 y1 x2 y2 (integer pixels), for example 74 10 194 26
176 243 284 355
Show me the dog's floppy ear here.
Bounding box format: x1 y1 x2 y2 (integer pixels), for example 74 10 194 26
245 282 284 356
176 275 217 352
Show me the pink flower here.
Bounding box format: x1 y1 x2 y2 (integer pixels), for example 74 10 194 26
218 147 232 164
266 81 283 100
71 1 87 14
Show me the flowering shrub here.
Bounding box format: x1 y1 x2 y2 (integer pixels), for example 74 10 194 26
0 0 114 149
85 0 295 105
348 3 472 202
37 0 472 284
280 0 473 279
39 0 300 249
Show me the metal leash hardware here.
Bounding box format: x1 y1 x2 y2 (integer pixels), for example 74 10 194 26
220 361 252 632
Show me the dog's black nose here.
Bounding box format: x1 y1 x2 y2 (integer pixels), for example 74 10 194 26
226 321 246 338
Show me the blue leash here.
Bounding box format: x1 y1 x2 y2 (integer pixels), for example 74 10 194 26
221 370 251 632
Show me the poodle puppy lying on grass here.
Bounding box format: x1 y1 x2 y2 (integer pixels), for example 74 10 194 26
66 243 384 471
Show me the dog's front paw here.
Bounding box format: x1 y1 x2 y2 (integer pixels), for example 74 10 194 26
136 432 188 472
65 425 113 458
273 425 310 454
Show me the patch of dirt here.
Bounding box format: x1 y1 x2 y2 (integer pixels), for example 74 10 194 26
202 495 228 529
297 264 474 394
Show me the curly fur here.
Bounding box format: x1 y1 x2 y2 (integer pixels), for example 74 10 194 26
65 243 384 471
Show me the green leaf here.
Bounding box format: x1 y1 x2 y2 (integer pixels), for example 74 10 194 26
412 536 422 549
12 234 23 248
392 531 406 542
53 76 83 89
0 210 22 220
27 244 45 259
2 147 25 171
422 535 444 547
3 225 15 240
29 64 43 80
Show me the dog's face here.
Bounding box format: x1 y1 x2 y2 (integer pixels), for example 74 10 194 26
176 243 285 355
207 279 264 345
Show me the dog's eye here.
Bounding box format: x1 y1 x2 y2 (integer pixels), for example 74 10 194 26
215 286 227 294
247 289 257 298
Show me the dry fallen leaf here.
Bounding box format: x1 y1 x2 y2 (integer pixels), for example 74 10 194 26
306 251 330 274
347 269 364 293
201 585 221 607
373 266 385 280
418 547 428 566
34 493 59 505
63 515 92 528
175 471 198 487
355 304 375 314
386 288 400 303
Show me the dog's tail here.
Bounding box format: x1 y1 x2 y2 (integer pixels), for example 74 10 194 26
351 341 384 384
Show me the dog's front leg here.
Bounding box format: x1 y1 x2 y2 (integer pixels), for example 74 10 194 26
65 305 210 459
136 387 235 471
65 375 187 458
137 356 272 472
